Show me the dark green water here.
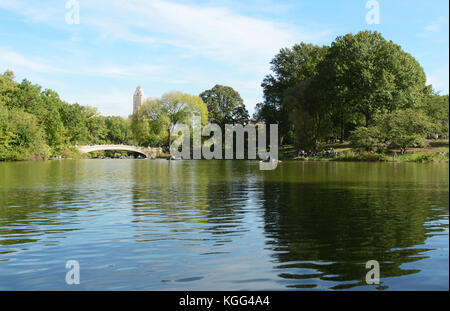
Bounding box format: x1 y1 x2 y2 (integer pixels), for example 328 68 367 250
0 160 448 290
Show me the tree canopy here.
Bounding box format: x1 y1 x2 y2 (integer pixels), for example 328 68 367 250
131 91 208 147
0 71 133 160
199 84 249 129
255 30 445 150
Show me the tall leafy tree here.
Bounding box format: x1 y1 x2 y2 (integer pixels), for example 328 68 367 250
317 31 428 129
131 98 169 147
283 80 332 150
351 109 434 154
106 116 132 144
419 92 449 138
58 103 90 145
0 105 48 160
160 91 208 147
199 85 249 129
257 43 329 145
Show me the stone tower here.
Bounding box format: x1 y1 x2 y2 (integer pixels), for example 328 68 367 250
133 85 144 114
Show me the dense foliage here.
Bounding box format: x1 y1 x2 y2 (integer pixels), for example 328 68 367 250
255 31 449 151
131 91 209 147
1 30 448 161
0 71 133 160
200 85 249 129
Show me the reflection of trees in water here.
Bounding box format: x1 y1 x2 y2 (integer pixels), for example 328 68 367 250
129 161 252 245
260 177 448 289
0 161 84 253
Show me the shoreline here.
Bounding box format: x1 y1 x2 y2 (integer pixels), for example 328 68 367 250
2 156 449 164
1 142 449 164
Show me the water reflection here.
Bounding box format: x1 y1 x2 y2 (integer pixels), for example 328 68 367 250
259 162 449 289
0 160 448 290
129 161 251 246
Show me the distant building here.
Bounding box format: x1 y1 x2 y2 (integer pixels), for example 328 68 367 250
133 85 144 114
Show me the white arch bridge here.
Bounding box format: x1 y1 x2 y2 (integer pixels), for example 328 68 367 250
78 145 163 158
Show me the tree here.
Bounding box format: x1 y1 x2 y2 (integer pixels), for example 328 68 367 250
0 105 48 161
317 31 428 131
10 79 46 117
419 92 449 138
350 126 385 152
377 109 434 154
42 108 67 155
86 116 108 144
58 103 90 145
160 91 208 147
199 85 249 129
0 71 19 108
106 116 131 144
131 98 170 146
257 43 329 145
351 109 434 154
283 80 332 150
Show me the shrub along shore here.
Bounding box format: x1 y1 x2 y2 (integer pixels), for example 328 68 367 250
282 141 450 163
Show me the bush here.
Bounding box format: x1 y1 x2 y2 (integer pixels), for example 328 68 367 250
0 106 49 161
376 109 434 153
401 152 447 163
333 150 387 162
350 126 386 152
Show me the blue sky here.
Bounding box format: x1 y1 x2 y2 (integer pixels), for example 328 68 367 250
0 0 448 116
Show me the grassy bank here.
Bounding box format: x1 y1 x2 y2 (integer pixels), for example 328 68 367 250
285 140 449 163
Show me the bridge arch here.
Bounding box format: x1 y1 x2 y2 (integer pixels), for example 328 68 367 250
78 145 162 158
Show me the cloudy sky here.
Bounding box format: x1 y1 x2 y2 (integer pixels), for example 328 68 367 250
0 0 448 116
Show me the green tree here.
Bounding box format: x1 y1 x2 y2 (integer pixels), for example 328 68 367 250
131 98 170 146
160 91 208 146
42 108 67 155
257 43 329 145
86 116 108 144
377 109 434 154
0 105 48 161
351 109 435 154
349 126 385 152
58 103 91 145
106 116 132 144
0 70 19 108
283 80 332 150
317 31 428 131
199 85 249 128
419 92 449 138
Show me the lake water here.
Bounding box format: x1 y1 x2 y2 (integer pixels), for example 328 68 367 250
0 160 448 290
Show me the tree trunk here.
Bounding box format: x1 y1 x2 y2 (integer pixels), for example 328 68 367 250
365 113 371 127
168 129 172 153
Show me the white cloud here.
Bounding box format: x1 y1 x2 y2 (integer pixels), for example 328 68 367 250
424 16 447 32
64 89 133 117
91 0 330 65
0 0 62 24
0 47 67 74
0 0 332 114
0 46 167 79
1 0 329 69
